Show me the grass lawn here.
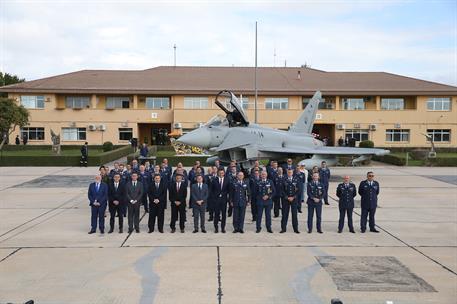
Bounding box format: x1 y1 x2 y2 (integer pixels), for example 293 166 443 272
1 149 105 156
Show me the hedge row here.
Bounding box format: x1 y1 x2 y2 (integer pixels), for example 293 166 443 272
372 154 407 166
373 154 457 167
2 144 123 151
127 154 210 166
0 145 132 167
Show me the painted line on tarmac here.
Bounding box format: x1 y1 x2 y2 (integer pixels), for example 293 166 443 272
216 246 223 304
353 208 457 276
0 248 21 263
0 193 81 243
120 211 148 247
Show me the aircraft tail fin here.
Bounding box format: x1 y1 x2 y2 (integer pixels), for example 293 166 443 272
288 91 323 134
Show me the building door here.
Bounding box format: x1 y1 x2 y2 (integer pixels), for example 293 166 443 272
138 123 171 145
312 124 335 146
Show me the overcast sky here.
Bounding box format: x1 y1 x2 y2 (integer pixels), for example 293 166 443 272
1 0 456 85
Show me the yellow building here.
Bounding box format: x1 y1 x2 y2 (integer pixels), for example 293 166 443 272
1 66 456 148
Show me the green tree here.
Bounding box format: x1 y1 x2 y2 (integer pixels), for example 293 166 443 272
0 72 25 97
0 98 29 150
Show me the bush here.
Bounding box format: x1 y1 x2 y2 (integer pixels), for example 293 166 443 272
127 154 209 166
102 141 114 152
0 145 131 166
426 157 457 167
410 149 428 160
373 154 406 166
359 140 374 148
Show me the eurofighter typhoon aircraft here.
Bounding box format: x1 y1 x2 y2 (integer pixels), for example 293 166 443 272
178 90 390 169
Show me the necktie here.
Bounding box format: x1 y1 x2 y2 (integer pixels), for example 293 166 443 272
156 183 159 189
220 178 223 190
96 183 99 192
199 183 202 191
115 183 118 191
133 182 136 188
177 183 180 192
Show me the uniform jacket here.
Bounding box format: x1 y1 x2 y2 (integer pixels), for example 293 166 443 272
256 179 275 202
358 180 380 209
273 175 285 198
282 176 300 201
319 167 331 185
336 182 356 209
306 181 324 205
229 180 250 207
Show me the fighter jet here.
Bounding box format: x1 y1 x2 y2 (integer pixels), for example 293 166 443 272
178 90 390 169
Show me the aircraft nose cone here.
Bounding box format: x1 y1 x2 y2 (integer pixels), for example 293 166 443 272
178 129 211 148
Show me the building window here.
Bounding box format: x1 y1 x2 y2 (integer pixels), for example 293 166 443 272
427 97 451 111
345 129 369 142
20 96 45 109
427 129 450 142
65 96 90 109
303 97 334 110
62 127 86 141
184 97 208 109
342 98 365 110
146 97 170 109
239 97 249 109
119 128 133 141
265 97 288 110
106 97 130 109
381 98 404 110
20 127 45 140
386 129 410 142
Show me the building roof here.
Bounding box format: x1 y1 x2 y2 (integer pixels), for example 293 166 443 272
1 66 456 96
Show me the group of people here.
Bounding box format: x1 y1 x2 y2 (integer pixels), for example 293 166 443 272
87 158 380 235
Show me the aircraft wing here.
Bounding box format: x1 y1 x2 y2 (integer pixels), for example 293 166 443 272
257 145 390 156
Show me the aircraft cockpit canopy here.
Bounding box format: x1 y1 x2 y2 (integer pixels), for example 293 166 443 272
205 115 229 128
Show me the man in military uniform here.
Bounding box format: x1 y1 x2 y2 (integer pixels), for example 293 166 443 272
307 172 324 233
249 169 260 222
281 168 300 233
358 171 380 233
230 171 250 233
80 142 88 167
272 167 285 218
319 161 331 205
336 175 356 233
294 166 306 213
256 171 275 233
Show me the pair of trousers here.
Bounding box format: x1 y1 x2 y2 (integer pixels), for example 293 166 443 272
360 207 376 231
232 205 246 231
91 204 106 231
148 202 165 231
281 200 298 231
307 203 322 231
193 203 207 230
128 202 140 231
109 202 124 230
256 199 272 230
170 202 186 230
214 202 227 229
338 207 354 231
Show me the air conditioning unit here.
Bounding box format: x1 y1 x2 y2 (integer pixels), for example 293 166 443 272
173 123 182 129
99 124 106 131
394 123 401 129
315 113 323 120
336 124 346 130
369 124 377 131
69 122 76 127
121 122 128 127
354 123 361 129
325 103 335 109
88 124 96 131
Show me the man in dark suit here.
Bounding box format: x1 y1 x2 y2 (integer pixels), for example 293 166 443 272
191 175 209 233
358 171 380 233
108 173 126 233
336 175 356 233
211 168 230 233
125 172 144 233
88 175 108 234
147 174 167 233
169 173 187 233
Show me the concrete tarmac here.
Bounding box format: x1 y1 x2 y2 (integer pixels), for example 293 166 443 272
0 165 456 304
